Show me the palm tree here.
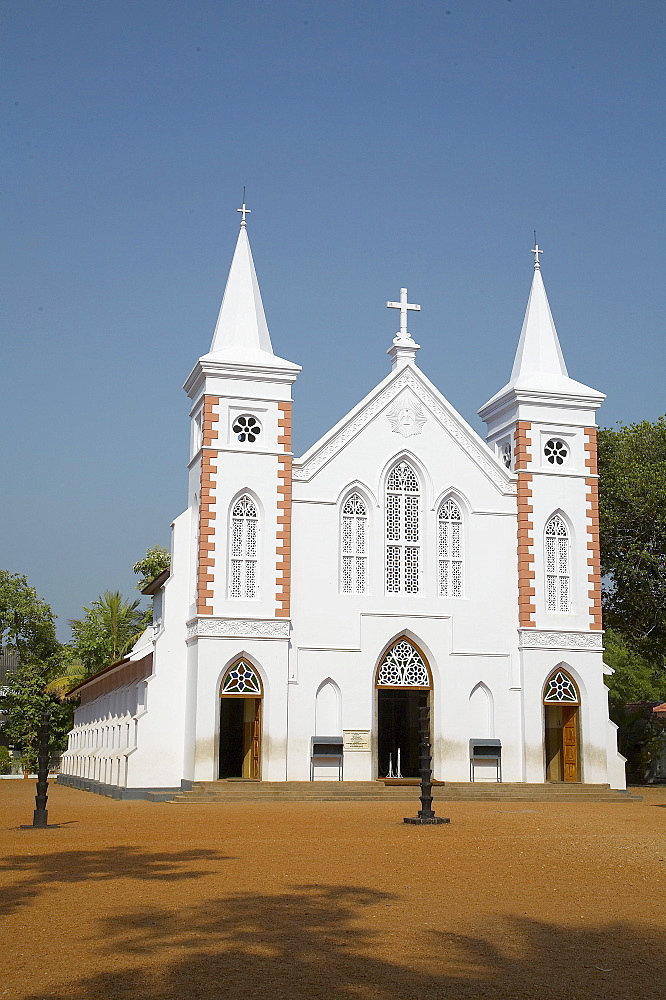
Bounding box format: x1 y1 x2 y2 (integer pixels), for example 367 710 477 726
69 591 150 677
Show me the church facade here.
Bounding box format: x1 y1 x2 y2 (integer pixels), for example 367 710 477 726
60 212 626 794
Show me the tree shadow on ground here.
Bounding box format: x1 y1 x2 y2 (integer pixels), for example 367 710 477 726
22 883 666 1000
0 846 230 916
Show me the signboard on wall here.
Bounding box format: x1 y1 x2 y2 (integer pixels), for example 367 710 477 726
343 730 371 751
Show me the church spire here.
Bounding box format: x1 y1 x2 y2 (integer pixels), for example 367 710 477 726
509 246 568 384
208 202 274 358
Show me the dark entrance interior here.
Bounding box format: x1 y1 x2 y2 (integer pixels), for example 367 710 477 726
219 697 261 779
377 688 429 778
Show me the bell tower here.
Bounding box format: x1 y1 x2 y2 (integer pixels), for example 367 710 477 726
479 246 605 634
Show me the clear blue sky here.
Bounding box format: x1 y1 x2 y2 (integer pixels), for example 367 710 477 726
2 0 664 639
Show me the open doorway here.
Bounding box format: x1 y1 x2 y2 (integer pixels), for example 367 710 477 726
376 637 432 779
218 660 262 780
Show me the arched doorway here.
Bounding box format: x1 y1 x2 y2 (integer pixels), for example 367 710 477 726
376 638 432 778
543 668 580 782
219 660 263 779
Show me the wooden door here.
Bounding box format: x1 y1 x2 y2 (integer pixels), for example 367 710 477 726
562 705 579 782
251 699 261 779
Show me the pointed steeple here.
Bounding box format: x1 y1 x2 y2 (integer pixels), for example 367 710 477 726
478 247 604 421
510 251 568 384
209 213 274 359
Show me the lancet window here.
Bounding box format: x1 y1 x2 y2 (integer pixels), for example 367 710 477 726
229 495 258 599
341 492 368 594
385 461 420 594
438 498 463 597
545 514 570 613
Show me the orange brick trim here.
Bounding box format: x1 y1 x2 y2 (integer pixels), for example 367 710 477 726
197 395 220 616
584 428 603 629
515 422 536 627
276 402 293 618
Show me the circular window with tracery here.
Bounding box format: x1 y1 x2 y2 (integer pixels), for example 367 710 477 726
544 438 568 465
501 442 512 469
233 414 262 444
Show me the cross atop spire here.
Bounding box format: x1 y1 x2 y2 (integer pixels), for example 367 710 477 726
237 189 251 227
386 287 421 370
531 243 544 269
387 287 421 343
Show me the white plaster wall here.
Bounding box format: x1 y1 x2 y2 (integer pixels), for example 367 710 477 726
122 510 192 788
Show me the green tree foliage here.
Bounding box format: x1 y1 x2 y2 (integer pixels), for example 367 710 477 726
598 416 666 660
133 545 171 591
69 591 150 674
603 629 666 710
3 661 73 771
0 571 60 663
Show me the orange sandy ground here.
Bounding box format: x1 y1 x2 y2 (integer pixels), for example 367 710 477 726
1 781 665 1000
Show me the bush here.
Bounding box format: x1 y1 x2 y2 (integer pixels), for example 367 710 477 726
0 746 13 774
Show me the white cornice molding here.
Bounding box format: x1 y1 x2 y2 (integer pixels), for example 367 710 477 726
294 367 515 494
518 629 603 651
186 617 291 640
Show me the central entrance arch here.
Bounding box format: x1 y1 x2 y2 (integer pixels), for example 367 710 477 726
376 638 432 778
219 660 263 779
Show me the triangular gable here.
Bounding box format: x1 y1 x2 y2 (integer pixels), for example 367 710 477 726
294 365 516 495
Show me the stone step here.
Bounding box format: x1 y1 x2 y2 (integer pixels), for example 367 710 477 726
159 780 640 804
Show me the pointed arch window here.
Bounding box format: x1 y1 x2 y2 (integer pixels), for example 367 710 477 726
221 660 262 696
229 495 258 599
385 461 420 594
376 638 430 687
545 514 570 613
341 492 368 594
543 668 579 704
438 498 463 597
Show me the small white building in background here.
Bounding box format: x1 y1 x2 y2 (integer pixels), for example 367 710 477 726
60 210 626 796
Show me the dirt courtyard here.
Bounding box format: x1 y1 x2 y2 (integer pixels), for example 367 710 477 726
1 782 665 1000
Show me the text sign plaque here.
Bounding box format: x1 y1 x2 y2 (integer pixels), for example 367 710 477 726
343 730 371 751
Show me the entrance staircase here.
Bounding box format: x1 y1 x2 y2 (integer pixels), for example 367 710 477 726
160 780 640 804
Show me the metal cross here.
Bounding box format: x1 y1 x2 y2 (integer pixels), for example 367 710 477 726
237 191 251 227
531 243 544 268
387 287 421 340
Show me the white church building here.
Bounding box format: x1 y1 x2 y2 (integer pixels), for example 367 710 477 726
60 208 626 796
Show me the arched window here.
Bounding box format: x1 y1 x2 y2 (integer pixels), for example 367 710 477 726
229 495 258 599
341 492 368 594
543 668 579 704
221 659 262 696
386 461 420 594
376 638 430 687
545 514 570 613
438 498 463 597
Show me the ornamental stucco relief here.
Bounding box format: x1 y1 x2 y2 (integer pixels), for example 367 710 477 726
187 618 290 640
386 391 427 437
518 630 603 650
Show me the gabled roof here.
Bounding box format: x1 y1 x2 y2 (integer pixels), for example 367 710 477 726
294 362 515 495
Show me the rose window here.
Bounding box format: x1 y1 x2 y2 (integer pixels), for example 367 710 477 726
501 442 512 469
233 415 261 443
544 438 568 465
